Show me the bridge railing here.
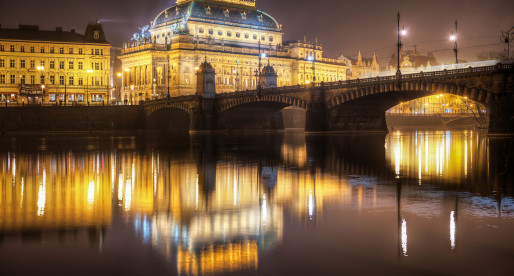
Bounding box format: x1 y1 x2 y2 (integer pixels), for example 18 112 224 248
143 62 513 105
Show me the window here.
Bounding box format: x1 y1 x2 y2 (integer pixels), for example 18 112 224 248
0 59 4 67
94 76 100 86
77 94 84 102
20 75 26 84
100 49 103 55
199 28 204 34
91 49 94 55
30 46 34 53
49 94 56 102
50 61 55 69
269 36 273 42
20 60 26 68
40 47 45 53
30 75 35 84
69 48 73 54
0 74 5 84
245 33 249 39
78 77 83 85
218 30 222 36
69 76 74 85
10 75 15 84
30 60 35 69
40 60 45 67
10 59 15 68
40 75 45 84
69 61 74 69
78 61 83 70
0 45 4 51
78 48 83 54
20 46 25 52
209 29 213 35
59 61 64 69
236 32 240 38
227 31 232 37
10 45 15 52
50 76 55 84
253 34 257 40
59 47 64 54
50 47 54 53
100 63 103 70
95 62 99 70
95 49 99 55
261 36 265 41
59 76 65 85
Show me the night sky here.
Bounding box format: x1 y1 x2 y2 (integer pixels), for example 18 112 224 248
1 0 512 63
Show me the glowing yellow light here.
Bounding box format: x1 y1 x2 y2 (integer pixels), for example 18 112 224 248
117 73 122 77
450 35 457 41
305 80 310 84
124 68 130 72
195 67 199 71
87 69 93 73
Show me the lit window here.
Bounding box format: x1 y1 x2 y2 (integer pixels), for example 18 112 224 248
59 76 65 85
20 46 25 52
10 45 15 52
69 61 74 69
30 46 34 53
40 47 45 53
78 61 83 70
78 48 83 54
69 48 73 54
20 60 26 68
69 76 74 85
59 61 64 69
59 47 64 54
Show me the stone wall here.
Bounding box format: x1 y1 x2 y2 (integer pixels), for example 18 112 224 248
0 106 144 132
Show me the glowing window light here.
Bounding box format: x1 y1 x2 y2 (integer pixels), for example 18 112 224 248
88 181 95 207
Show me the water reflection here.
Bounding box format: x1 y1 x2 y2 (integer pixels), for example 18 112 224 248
0 131 513 275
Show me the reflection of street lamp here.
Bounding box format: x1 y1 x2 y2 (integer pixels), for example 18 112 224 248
87 69 93 104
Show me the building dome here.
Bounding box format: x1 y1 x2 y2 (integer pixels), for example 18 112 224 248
152 0 280 31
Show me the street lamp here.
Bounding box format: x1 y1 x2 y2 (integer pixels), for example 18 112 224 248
87 69 93 104
396 12 407 88
450 20 458 64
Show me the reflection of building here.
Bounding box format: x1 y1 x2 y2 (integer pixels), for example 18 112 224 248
0 24 111 104
110 47 122 103
120 0 348 103
385 130 488 182
0 151 112 233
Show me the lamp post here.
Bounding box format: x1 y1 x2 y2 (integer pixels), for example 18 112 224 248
396 12 407 88
37 66 44 104
450 20 459 64
87 69 93 105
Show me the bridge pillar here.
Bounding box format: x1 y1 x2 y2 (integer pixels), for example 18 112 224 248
189 97 216 133
305 86 327 132
489 93 514 134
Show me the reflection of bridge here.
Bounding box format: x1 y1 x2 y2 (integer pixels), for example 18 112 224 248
143 63 514 134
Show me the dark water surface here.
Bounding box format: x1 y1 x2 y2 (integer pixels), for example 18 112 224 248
0 130 513 275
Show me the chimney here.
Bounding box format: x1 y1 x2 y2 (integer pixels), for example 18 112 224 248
56 27 63 32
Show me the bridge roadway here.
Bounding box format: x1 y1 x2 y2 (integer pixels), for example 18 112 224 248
143 63 514 134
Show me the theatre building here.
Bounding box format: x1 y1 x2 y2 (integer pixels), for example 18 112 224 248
120 0 349 104
0 23 110 104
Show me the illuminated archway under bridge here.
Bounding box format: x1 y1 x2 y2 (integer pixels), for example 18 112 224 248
143 63 514 134
385 93 488 128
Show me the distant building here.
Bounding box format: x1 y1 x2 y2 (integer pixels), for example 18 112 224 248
110 47 122 103
0 23 111 104
347 51 380 79
120 0 348 104
387 46 439 72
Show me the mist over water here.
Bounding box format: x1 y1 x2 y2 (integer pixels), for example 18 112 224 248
0 130 512 275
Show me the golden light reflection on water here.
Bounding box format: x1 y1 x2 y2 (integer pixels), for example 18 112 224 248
0 131 509 274
385 130 487 183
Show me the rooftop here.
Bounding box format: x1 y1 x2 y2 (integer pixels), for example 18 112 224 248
0 24 109 44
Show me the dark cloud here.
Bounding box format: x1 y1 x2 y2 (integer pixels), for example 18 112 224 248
1 0 512 63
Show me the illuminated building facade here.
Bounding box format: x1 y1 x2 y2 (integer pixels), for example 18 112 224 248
119 0 348 104
0 24 111 104
348 51 380 79
387 94 480 115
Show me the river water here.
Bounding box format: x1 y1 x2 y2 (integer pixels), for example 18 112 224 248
0 130 513 275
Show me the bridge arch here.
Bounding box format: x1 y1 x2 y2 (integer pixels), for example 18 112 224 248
144 100 194 132
325 80 493 131
217 94 307 131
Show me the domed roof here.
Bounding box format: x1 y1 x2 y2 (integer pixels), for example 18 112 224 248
153 0 280 31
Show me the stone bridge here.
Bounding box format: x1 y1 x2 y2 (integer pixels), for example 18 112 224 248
143 63 514 134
